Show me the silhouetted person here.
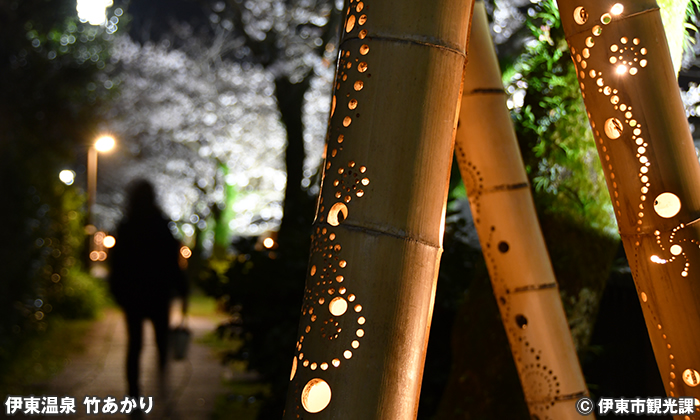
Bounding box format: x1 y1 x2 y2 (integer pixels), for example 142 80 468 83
108 179 188 398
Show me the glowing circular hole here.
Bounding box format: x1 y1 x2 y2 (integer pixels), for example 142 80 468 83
654 192 681 218
356 329 364 337
343 350 352 359
601 13 612 24
574 6 588 25
592 25 602 36
611 3 624 15
328 202 348 226
357 316 365 325
354 80 364 91
345 15 356 32
670 245 682 256
604 117 623 139
641 292 647 302
351 340 360 349
354 304 362 312
683 369 700 387
332 358 340 367
301 378 332 413
329 297 348 316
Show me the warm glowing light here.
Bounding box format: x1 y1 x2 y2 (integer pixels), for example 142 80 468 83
263 237 275 249
654 192 682 218
290 357 297 381
616 65 628 75
103 235 116 248
301 378 331 413
611 3 624 15
327 202 348 226
94 231 105 245
76 0 113 25
328 297 348 316
670 245 682 256
683 369 700 387
89 251 100 261
604 118 623 139
59 170 76 185
98 251 107 261
180 245 192 259
650 255 667 264
94 135 116 152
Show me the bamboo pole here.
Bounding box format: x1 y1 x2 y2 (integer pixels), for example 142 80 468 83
453 2 592 418
283 0 474 418
559 0 700 416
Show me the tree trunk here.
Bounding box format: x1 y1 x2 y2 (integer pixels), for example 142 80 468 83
282 0 474 417
560 0 700 414
276 75 315 250
452 2 591 418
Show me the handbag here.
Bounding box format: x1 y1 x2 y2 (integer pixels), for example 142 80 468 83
170 319 191 360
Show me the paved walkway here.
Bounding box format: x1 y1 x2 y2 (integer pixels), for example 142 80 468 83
28 308 228 420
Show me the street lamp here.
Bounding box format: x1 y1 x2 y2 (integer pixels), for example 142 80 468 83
87 135 115 261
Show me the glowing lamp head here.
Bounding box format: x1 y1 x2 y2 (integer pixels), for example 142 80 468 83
616 65 628 75
76 0 113 25
94 135 116 152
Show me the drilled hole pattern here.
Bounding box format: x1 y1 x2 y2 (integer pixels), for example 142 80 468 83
291 1 373 416
568 4 698 395
569 8 698 274
480 225 560 413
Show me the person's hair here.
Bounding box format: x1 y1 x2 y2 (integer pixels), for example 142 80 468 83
125 179 160 220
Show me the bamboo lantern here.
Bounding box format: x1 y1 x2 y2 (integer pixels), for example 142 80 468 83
282 0 474 418
453 2 592 418
559 0 700 414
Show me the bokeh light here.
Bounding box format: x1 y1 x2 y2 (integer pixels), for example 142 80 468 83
76 0 114 26
180 245 192 259
59 169 76 185
103 235 116 248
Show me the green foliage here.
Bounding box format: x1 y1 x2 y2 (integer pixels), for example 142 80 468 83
198 233 309 418
507 0 616 235
0 0 116 374
0 317 93 396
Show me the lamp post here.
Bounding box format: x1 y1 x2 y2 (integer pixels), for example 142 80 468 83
87 135 115 262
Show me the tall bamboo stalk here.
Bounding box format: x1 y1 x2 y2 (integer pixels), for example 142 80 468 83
453 2 592 418
559 0 700 415
283 0 474 418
